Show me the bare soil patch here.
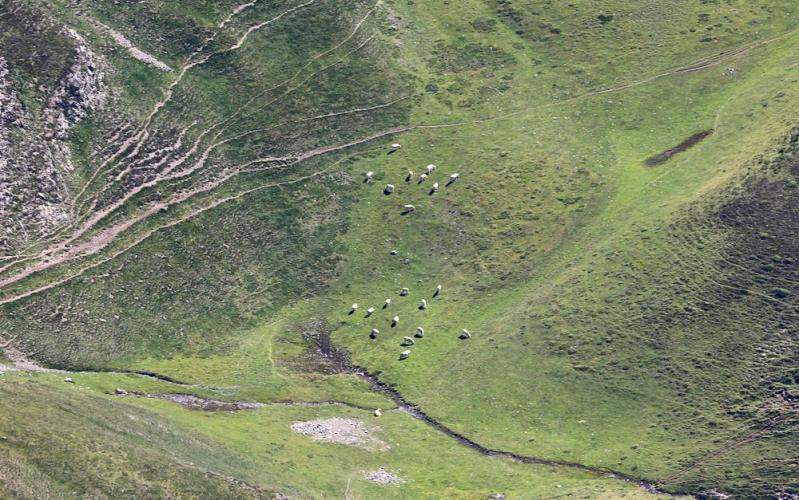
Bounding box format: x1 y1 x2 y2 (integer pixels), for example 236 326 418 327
645 130 713 166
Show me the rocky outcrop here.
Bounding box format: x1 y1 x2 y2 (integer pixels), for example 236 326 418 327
0 27 107 252
0 57 24 126
43 30 106 140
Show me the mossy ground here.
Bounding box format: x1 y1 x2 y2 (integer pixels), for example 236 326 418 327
1 0 798 496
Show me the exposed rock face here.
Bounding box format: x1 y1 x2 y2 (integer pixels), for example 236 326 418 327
0 57 24 126
43 30 106 140
0 28 106 252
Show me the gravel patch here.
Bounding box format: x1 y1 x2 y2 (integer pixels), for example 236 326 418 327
147 394 264 411
365 468 404 485
290 418 388 450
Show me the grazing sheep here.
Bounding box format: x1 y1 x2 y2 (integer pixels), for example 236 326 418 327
419 299 427 310
384 184 395 195
400 287 409 296
388 143 402 155
459 329 471 339
401 204 415 215
370 328 379 339
434 284 442 297
374 408 382 417
447 173 460 186
390 250 398 256
399 350 411 360
383 298 391 309
401 336 415 346
406 170 413 182
364 171 374 182
415 326 425 338
417 173 428 184
426 164 436 174
64 377 74 384
366 307 375 317
391 315 399 327
349 304 358 315
429 182 439 195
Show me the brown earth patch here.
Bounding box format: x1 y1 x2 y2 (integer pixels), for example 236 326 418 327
645 130 713 166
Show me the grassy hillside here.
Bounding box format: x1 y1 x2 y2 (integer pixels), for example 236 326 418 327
1 0 798 497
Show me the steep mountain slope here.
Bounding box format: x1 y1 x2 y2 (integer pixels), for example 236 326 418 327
1 0 798 497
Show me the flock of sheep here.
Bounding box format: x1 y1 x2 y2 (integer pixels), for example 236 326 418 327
347 143 471 361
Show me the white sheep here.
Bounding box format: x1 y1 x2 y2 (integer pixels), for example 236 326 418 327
430 182 439 194
370 328 379 339
434 284 442 296
419 299 427 310
366 307 375 317
391 315 399 327
383 298 391 308
364 171 374 182
399 287 409 296
402 204 415 214
446 173 460 186
418 173 428 183
384 184 395 194
406 170 414 182
399 350 411 360
459 329 471 339
415 326 425 338
426 164 436 174
401 336 415 346
350 303 358 314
